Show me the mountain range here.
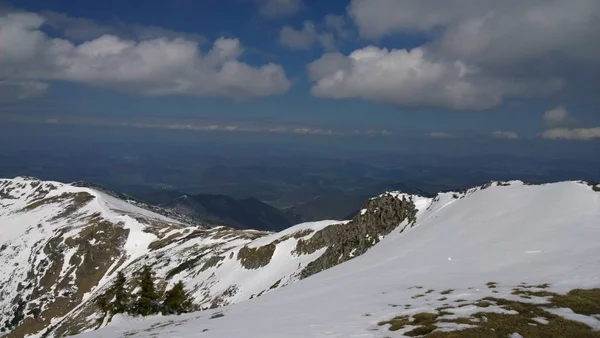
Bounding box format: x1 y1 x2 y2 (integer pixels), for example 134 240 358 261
1 177 599 337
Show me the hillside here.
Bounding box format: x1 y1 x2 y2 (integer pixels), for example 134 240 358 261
76 180 600 338
0 176 418 338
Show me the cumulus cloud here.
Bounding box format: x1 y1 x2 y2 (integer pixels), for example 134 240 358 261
348 0 600 64
491 131 519 139
308 47 557 110
424 132 454 138
0 12 291 100
540 128 600 141
279 15 349 51
306 0 599 110
543 106 576 127
257 0 303 18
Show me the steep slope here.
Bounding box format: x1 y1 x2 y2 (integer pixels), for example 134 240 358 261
0 177 267 337
1 177 421 338
77 180 600 338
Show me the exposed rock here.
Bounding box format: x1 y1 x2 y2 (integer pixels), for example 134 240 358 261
237 244 276 270
297 193 417 279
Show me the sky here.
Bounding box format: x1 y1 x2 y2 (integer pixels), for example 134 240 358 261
1 0 599 156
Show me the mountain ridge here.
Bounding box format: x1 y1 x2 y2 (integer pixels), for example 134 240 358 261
1 177 599 337
77 179 600 338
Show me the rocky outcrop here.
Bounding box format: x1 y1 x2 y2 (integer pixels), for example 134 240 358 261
296 193 418 279
237 244 276 270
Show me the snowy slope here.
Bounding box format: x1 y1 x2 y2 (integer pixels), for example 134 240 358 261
3 177 418 338
0 177 194 337
76 180 600 338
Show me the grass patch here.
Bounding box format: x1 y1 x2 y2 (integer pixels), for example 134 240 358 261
550 288 600 316
405 325 437 336
412 294 425 299
511 288 554 298
486 282 497 289
378 315 411 331
412 313 439 325
438 297 448 301
425 289 435 294
473 301 491 308
440 289 454 295
439 317 476 325
426 297 600 338
379 287 600 337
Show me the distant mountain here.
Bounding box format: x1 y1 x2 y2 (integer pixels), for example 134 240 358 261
160 193 302 231
285 193 366 222
138 188 187 206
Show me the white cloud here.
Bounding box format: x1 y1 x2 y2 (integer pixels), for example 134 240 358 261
322 0 600 110
0 12 291 100
307 47 557 110
543 106 575 127
424 132 454 138
347 0 600 64
257 0 303 18
540 127 600 141
491 131 519 139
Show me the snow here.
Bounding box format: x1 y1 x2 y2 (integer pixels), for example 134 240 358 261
532 316 549 325
0 177 187 336
77 180 600 338
546 308 600 330
246 220 344 248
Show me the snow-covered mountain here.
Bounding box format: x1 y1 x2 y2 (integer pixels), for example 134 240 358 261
2 178 599 337
76 180 600 338
0 177 419 338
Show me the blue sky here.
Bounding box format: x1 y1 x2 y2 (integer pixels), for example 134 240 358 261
1 0 600 147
